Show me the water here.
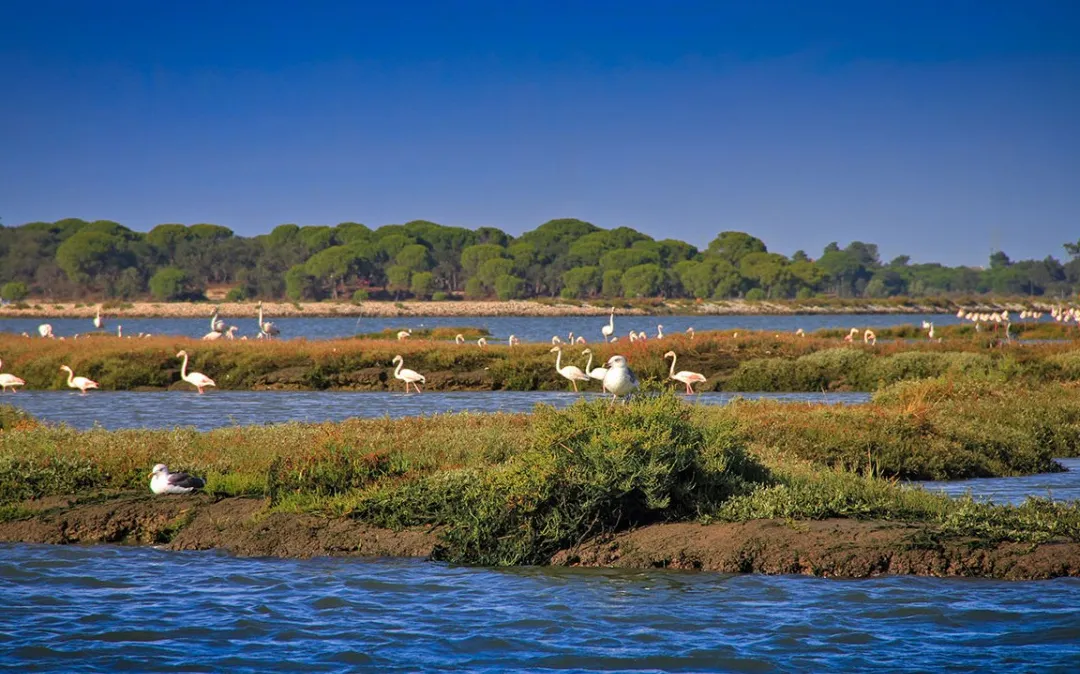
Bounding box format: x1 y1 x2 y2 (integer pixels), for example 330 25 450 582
1 544 1077 673
1 312 966 343
3 390 870 431
914 458 1080 505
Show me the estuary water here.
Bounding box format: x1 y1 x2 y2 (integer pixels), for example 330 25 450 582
2 390 870 431
2 544 1078 673
914 457 1080 505
0 312 964 342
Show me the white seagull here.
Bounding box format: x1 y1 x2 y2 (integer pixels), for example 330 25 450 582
149 464 206 495
602 355 638 402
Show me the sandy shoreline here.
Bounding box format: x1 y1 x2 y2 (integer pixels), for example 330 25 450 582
0 298 1013 319
2 494 1076 579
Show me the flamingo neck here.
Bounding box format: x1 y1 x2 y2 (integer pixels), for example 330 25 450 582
180 353 189 379
584 351 592 373
394 359 403 377
554 348 562 371
65 368 74 386
667 354 677 377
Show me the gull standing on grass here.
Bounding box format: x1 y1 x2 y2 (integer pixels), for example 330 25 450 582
149 464 205 495
602 355 638 403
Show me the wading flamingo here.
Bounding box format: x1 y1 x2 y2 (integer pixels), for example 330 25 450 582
203 326 238 341
0 359 26 393
685 327 695 340
549 346 589 392
117 325 123 338
863 329 877 345
38 324 53 338
60 365 98 394
391 355 425 393
508 335 520 347
149 464 205 495
397 329 412 341
656 324 664 339
795 328 805 337
176 350 216 394
602 355 638 403
455 334 465 344
93 307 104 330
581 349 608 387
257 302 280 340
551 335 562 345
477 337 488 348
843 327 859 343
210 308 225 333
601 308 615 341
663 351 707 394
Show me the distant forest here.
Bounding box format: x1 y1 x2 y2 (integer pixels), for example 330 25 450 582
1 217 1079 302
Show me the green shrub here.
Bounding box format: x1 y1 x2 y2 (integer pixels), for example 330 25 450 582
351 289 369 303
1 281 28 301
431 291 449 301
745 288 767 301
225 287 247 302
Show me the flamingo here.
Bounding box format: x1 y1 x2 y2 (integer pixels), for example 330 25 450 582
93 307 104 330
581 349 608 387
575 336 587 344
149 464 205 495
397 329 412 341
602 355 638 402
551 335 562 345
391 355 425 393
257 302 280 340
656 324 664 339
477 337 488 348
843 327 859 343
455 334 465 344
549 345 589 392
176 350 216 394
664 351 707 394
508 335 520 347
636 331 648 341
685 327 695 340
210 307 225 333
795 328 805 337
38 324 53 338
60 365 98 394
601 308 615 341
927 322 935 340
205 326 239 341
863 329 876 346
0 359 26 393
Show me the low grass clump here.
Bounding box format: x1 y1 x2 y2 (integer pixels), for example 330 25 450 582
709 378 1080 480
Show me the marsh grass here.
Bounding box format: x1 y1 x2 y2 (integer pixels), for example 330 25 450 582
2 384 1080 563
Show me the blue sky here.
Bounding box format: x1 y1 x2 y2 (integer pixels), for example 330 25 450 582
1 0 1077 266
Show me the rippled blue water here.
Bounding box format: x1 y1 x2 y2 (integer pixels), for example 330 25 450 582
2 390 870 431
1 544 1078 673
0 312 967 342
914 458 1080 505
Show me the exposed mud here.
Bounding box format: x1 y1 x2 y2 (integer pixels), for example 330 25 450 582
2 495 1077 579
551 519 1080 580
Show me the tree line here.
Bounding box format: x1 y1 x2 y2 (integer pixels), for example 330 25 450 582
1 217 1078 302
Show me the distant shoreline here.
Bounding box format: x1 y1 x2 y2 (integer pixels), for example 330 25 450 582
0 298 1032 319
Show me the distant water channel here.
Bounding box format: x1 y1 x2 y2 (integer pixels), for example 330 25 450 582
0 312 966 343
914 458 1080 505
2 544 1079 673
4 390 870 431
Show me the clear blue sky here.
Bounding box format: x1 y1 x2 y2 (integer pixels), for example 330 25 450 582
1 0 1077 266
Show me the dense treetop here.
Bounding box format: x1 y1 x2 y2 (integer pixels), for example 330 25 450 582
0 217 1078 301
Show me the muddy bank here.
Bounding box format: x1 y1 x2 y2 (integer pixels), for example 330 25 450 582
0 298 1019 319
2 495 1077 579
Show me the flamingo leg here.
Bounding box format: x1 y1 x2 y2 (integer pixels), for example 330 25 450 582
414 384 422 394
686 382 694 394
572 381 579 393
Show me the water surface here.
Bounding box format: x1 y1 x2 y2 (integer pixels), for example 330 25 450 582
1 544 1077 673
4 390 869 431
1 312 966 343
914 458 1080 505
